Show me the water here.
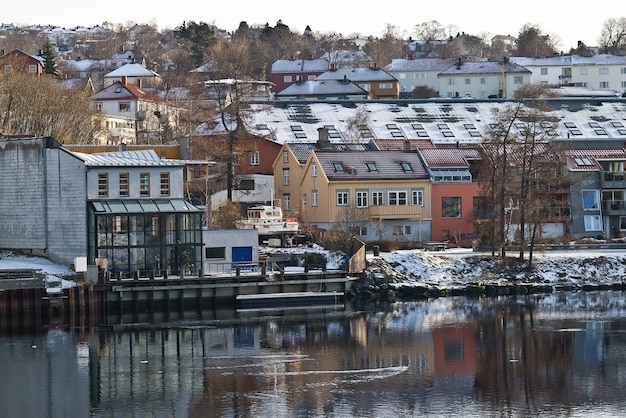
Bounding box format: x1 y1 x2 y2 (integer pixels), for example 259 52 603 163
2 291 626 417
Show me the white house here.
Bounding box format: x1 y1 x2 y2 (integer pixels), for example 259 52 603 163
384 57 457 97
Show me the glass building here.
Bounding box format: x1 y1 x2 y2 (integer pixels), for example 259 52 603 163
88 199 203 277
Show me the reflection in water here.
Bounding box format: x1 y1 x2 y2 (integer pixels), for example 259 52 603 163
1 291 626 417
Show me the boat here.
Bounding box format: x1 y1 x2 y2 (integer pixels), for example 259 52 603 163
235 201 299 235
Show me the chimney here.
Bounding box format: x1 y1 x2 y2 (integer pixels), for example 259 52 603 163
317 127 331 149
456 58 462 69
121 76 127 85
136 78 142 88
403 140 411 151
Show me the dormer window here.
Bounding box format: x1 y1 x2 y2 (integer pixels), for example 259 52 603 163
400 162 412 172
333 162 344 172
366 162 378 172
115 86 122 93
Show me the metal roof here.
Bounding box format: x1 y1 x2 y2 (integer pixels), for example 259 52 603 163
91 199 201 214
74 150 185 167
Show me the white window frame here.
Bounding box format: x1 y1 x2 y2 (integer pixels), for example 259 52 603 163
388 190 408 206
283 75 293 82
250 151 260 166
282 150 289 163
312 189 318 206
372 190 384 206
283 168 290 185
584 215 602 231
412 189 424 206
356 190 368 208
582 190 600 211
283 194 290 211
118 101 131 112
28 64 37 73
311 163 317 177
599 67 609 75
379 82 392 89
336 190 349 206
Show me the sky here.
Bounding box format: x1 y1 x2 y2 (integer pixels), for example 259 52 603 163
5 1 616 52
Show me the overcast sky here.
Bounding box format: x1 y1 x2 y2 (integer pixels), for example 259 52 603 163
5 1 615 52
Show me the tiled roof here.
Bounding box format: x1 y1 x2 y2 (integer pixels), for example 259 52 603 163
418 147 481 168
315 151 428 181
565 148 626 170
287 141 373 163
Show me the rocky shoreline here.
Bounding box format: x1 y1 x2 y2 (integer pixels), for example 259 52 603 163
348 251 626 302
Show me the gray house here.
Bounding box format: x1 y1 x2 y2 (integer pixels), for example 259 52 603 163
0 137 203 276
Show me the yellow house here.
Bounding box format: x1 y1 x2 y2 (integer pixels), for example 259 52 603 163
294 150 432 242
272 142 312 219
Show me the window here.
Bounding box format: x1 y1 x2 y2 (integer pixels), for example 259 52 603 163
414 72 426 79
599 81 609 88
442 197 461 218
98 173 108 197
540 68 548 75
584 215 602 231
312 189 318 206
307 74 316 80
580 68 588 75
140 172 150 196
480 78 486 84
349 226 368 236
250 151 259 166
283 194 291 210
282 151 289 163
412 189 424 206
379 82 392 89
302 193 307 205
4 65 12 73
311 163 317 177
28 64 37 73
372 190 384 206
336 190 349 206
464 78 471 85
356 190 368 208
398 72 406 79
94 102 103 111
160 172 170 196
205 247 226 259
622 67 626 75
514 76 523 84
388 190 408 205
620 216 626 230
360 83 371 91
447 78 455 85
393 225 412 235
622 81 626 89
119 173 129 197
366 162 378 172
401 162 412 172
283 168 290 185
333 162 344 172
283 75 293 82
118 102 131 112
599 67 609 75
582 190 599 210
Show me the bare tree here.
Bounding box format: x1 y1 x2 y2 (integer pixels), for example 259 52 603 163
362 24 404 68
342 105 371 143
318 204 371 255
0 72 105 143
598 17 626 53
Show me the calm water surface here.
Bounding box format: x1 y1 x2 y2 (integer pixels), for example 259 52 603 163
2 291 626 417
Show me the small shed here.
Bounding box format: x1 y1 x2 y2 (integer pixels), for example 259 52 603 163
202 229 259 275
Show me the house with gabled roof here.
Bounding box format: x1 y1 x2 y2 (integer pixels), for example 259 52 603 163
0 49 44 77
438 58 531 99
385 57 457 98
270 58 329 94
316 66 400 99
297 149 431 242
92 78 176 144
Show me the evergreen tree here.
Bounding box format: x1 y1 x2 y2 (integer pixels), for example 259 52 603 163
41 39 58 76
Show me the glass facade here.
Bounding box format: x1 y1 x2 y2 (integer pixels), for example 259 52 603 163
88 202 203 277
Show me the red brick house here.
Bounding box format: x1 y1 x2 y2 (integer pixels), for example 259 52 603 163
0 49 44 77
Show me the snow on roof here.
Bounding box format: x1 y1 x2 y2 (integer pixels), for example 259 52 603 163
271 58 329 73
104 62 160 78
316 67 397 82
438 60 531 75
73 149 185 167
276 79 368 97
385 58 458 72
511 54 626 67
240 100 626 146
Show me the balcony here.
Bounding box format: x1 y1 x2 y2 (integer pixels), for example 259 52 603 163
602 200 626 215
367 204 423 219
602 172 626 188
